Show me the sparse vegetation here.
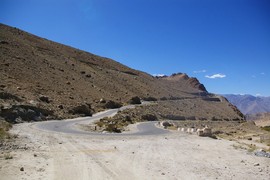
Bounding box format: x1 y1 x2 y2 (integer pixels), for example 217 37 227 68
4 153 13 160
105 124 121 133
232 142 258 152
262 126 270 132
141 114 157 121
160 97 168 101
0 120 12 141
95 116 134 133
142 97 158 101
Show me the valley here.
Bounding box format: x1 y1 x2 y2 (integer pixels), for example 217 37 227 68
1 23 270 180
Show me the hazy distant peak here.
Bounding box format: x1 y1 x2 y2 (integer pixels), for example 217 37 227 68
223 94 270 115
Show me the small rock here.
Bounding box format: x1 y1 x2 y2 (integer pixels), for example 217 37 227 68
29 100 38 105
20 167 24 171
39 95 50 103
99 98 106 103
15 117 23 123
161 173 165 175
254 150 270 158
37 168 45 172
0 40 9 44
34 154 37 157
247 137 252 140
254 163 260 166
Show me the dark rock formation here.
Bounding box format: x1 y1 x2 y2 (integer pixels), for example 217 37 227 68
129 96 141 104
68 104 93 116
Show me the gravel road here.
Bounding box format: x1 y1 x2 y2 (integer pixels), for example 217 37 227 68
1 106 270 180
34 105 169 136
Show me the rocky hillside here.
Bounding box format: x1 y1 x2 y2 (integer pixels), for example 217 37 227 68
223 94 270 115
0 23 244 123
246 113 270 127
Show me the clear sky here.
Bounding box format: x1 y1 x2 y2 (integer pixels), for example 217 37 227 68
1 0 270 96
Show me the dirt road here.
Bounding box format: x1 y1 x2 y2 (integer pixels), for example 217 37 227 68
1 109 270 180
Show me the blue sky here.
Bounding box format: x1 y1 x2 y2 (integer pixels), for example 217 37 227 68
1 0 270 96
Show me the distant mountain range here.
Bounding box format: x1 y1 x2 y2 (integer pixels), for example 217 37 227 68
223 94 270 115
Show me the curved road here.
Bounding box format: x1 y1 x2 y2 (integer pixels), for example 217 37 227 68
34 105 169 136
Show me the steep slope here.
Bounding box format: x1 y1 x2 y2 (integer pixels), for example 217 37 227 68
223 94 270 115
0 24 243 122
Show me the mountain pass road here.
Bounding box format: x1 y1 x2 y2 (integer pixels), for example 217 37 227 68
33 105 169 136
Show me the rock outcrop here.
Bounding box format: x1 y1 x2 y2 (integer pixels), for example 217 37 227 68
161 73 207 92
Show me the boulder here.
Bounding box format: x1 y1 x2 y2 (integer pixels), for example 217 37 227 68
161 121 172 127
103 100 122 109
129 96 141 104
203 127 212 136
197 129 204 136
0 105 54 123
99 98 106 103
197 126 212 137
39 95 50 103
68 104 93 116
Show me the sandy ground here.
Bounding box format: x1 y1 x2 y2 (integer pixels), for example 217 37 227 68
0 122 270 180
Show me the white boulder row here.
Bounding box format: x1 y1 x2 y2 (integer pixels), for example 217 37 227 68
196 126 212 137
178 125 212 137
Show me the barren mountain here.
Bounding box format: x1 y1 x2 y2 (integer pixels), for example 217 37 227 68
0 23 243 123
223 94 270 115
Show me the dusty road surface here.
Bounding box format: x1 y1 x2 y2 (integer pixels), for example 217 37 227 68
1 108 270 180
